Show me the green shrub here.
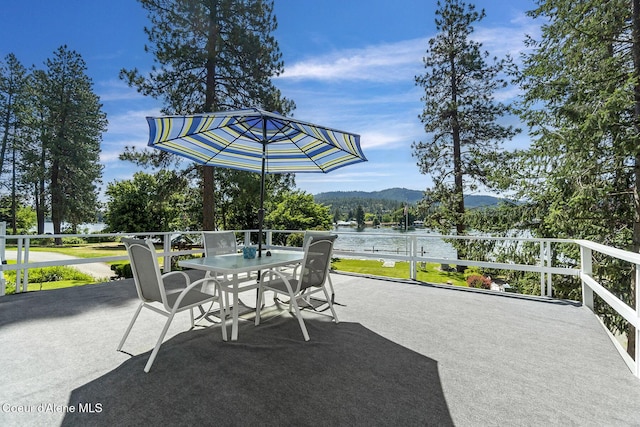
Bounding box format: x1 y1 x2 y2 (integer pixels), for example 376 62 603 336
3 265 97 295
32 237 54 246
286 232 304 247
62 236 87 245
29 266 93 283
464 266 482 278
466 274 491 289
85 234 117 243
111 262 133 279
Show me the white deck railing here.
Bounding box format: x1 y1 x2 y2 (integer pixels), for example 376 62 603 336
0 226 638 378
576 240 640 378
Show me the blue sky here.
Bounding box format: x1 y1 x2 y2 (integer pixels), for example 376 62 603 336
1 0 539 197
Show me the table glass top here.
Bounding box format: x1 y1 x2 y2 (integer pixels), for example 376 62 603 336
178 249 303 273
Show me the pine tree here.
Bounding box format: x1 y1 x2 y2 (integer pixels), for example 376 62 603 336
511 0 640 358
413 0 518 240
38 46 106 240
121 0 294 230
0 53 30 233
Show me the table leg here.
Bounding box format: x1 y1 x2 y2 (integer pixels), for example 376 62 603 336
231 273 239 341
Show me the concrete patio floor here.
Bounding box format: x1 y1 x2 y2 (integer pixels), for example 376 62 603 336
1 271 640 426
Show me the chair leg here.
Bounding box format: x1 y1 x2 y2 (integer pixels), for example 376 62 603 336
144 312 175 373
117 302 144 351
322 286 339 323
289 294 310 341
327 275 336 304
219 297 228 342
255 286 264 326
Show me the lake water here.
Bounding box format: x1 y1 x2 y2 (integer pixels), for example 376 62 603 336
331 226 457 259
37 222 107 234
34 222 457 258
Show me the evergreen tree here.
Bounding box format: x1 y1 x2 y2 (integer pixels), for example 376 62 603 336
121 0 294 230
355 205 365 229
0 54 30 233
413 0 518 245
505 0 640 358
19 69 48 234
38 46 106 239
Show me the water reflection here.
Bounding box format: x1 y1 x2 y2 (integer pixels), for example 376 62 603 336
332 226 457 258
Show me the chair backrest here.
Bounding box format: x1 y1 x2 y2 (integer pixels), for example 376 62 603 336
300 235 337 290
122 238 165 304
302 230 332 250
202 231 237 256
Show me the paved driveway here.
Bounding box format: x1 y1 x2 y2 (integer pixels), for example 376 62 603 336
3 250 113 280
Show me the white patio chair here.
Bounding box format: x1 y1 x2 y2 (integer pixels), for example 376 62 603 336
301 230 336 304
202 230 238 257
201 231 238 291
117 238 227 373
201 230 259 308
255 235 339 340
301 230 332 250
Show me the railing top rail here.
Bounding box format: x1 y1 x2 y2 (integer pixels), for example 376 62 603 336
3 228 575 244
575 239 640 265
2 231 197 240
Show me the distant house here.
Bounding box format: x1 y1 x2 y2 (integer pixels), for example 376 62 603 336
413 220 425 228
336 220 357 227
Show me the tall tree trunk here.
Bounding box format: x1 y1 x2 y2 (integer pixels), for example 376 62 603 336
10 136 16 234
450 52 466 272
203 166 215 230
36 147 46 235
202 0 219 231
34 184 42 234
0 92 12 183
51 159 62 245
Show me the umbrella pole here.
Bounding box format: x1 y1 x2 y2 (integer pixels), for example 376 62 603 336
258 122 267 258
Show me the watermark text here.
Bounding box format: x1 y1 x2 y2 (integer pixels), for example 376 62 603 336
2 402 102 414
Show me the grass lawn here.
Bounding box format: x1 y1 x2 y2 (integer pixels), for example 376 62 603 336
14 280 98 293
3 260 98 294
18 243 127 258
332 258 467 287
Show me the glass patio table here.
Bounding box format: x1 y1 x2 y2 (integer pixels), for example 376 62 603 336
179 250 304 340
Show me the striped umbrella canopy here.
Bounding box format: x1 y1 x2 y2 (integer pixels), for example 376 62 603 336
147 108 367 255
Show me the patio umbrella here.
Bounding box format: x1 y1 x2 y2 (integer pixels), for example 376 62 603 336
147 108 367 256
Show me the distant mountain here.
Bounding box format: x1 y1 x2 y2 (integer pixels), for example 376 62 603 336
314 187 503 208
315 188 422 204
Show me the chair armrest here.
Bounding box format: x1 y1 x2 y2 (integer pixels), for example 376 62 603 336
260 268 297 294
161 270 191 287
168 277 222 314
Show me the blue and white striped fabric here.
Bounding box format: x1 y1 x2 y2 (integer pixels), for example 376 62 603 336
147 108 366 174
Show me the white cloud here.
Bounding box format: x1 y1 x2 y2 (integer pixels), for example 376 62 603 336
279 38 427 82
106 108 161 135
100 107 162 165
97 79 146 102
278 10 536 85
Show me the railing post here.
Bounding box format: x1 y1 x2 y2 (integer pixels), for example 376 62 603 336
0 221 5 296
636 265 640 378
580 245 594 311
266 230 272 248
22 238 31 292
410 236 417 280
244 231 251 247
15 237 22 293
546 241 553 297
539 241 546 297
163 233 172 273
